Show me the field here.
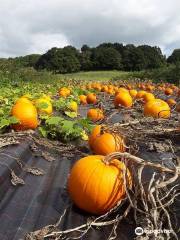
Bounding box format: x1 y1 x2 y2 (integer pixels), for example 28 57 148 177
0 72 179 239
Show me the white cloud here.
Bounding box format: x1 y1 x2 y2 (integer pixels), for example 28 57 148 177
0 0 180 57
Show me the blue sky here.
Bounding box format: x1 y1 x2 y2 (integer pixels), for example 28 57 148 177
0 0 180 57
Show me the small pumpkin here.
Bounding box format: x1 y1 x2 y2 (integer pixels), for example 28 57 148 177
89 125 125 155
176 103 180 112
87 108 104 122
164 88 173 96
114 92 133 108
136 90 146 99
143 93 155 103
101 85 109 92
129 89 137 98
68 154 132 214
79 95 87 105
59 87 71 98
167 98 176 107
35 98 53 115
86 93 97 104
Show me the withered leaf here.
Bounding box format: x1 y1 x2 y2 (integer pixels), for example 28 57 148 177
24 166 45 176
25 225 54 240
42 151 55 162
11 170 25 186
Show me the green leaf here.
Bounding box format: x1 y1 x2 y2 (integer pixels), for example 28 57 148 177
37 102 49 109
38 126 48 138
9 116 19 124
64 111 77 118
0 118 9 129
46 116 63 125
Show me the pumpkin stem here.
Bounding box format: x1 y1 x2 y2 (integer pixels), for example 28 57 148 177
103 152 127 164
103 152 178 175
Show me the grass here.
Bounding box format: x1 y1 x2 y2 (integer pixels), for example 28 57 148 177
58 70 133 81
1 68 140 85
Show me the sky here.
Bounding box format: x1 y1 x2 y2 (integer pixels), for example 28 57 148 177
0 0 180 58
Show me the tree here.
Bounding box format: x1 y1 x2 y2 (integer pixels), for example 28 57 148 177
167 49 180 64
81 44 91 52
92 47 122 70
35 47 80 73
79 50 93 71
138 45 166 69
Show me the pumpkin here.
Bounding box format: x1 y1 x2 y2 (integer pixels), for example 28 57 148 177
59 87 71 98
143 93 155 103
114 92 133 108
126 84 132 90
89 125 125 155
164 88 173 96
144 99 170 119
116 87 129 95
107 88 115 95
68 154 132 214
87 108 104 122
68 101 78 112
11 100 38 131
136 90 146 99
129 89 137 98
79 95 87 105
146 84 154 92
16 97 32 105
35 98 53 115
176 103 180 112
167 98 176 107
101 85 109 92
86 93 97 104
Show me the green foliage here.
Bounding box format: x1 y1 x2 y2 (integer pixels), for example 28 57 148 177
167 49 180 64
35 46 81 73
0 42 167 73
0 116 19 131
39 116 92 142
92 47 122 70
142 63 180 84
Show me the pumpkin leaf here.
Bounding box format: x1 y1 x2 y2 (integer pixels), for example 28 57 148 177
64 111 77 118
37 102 49 109
38 126 48 138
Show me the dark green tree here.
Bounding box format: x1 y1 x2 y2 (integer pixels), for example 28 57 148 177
92 47 122 70
167 49 180 64
35 47 80 73
138 45 166 69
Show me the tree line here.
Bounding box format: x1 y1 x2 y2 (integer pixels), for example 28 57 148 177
1 43 180 73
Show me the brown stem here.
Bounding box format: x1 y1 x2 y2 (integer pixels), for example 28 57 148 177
103 152 180 175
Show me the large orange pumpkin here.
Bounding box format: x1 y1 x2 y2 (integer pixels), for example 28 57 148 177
86 93 97 104
144 99 170 119
87 108 104 122
89 125 125 155
11 101 38 131
68 154 132 214
114 92 133 108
